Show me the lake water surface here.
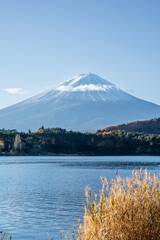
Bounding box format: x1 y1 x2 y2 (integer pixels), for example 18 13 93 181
0 156 160 239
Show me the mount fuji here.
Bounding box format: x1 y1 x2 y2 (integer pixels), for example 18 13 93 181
1 73 160 132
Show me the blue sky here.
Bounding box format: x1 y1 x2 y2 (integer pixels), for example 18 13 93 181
0 0 160 108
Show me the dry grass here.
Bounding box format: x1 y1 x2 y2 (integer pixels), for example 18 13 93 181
77 169 160 240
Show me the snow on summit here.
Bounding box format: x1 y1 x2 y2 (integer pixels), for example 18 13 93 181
55 73 116 92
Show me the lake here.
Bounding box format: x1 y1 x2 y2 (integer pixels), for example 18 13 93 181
0 156 160 239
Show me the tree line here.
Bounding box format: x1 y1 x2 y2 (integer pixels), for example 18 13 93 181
0 127 160 155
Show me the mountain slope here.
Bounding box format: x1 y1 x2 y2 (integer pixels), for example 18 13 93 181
101 117 160 135
1 73 160 132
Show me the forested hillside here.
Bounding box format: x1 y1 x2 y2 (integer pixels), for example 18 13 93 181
102 117 160 134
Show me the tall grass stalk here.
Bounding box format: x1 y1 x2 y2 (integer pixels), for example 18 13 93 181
77 169 160 240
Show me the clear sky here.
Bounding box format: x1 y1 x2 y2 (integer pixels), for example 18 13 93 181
0 0 160 109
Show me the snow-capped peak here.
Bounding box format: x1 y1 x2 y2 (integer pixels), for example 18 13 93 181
55 73 117 92
1 72 160 133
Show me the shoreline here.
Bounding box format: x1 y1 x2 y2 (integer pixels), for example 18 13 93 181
1 153 160 157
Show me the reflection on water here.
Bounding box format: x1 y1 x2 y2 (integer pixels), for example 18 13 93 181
0 156 160 239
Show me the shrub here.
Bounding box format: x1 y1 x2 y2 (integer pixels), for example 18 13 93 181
77 169 160 240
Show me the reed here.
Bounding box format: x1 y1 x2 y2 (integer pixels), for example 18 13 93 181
77 169 160 240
